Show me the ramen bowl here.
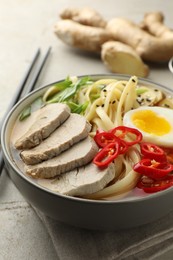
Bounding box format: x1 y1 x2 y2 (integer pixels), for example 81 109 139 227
1 74 173 231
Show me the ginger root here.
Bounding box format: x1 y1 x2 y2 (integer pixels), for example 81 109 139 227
140 12 173 39
106 17 173 62
101 41 149 77
55 8 173 77
54 20 111 52
60 7 107 28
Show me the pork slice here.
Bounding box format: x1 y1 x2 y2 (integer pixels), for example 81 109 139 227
20 114 91 165
38 163 115 196
15 103 70 149
26 137 98 178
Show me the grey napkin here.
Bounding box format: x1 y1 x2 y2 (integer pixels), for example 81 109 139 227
35 208 173 260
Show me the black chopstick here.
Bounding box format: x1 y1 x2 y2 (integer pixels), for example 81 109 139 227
0 48 40 134
0 47 51 174
21 46 52 97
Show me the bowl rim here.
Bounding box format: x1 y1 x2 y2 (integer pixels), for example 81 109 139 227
1 73 173 205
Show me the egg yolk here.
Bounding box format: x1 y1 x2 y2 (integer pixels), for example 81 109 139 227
131 110 171 136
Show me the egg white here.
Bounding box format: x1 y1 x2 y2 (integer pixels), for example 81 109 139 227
123 106 173 147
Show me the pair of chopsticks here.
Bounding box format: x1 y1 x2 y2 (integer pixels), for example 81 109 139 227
0 46 52 173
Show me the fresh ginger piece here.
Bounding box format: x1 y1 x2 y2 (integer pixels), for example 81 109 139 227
60 7 107 28
54 20 111 52
101 41 149 77
140 12 173 38
106 18 173 62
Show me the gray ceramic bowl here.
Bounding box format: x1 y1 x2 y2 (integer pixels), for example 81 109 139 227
2 74 173 231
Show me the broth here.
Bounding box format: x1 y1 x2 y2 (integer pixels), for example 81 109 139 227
9 76 173 201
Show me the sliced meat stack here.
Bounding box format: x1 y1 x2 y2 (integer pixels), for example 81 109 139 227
21 113 91 165
15 103 70 149
15 103 116 197
26 137 98 178
39 163 115 196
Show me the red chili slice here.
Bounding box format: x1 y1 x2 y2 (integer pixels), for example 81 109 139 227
161 147 173 164
137 175 173 193
110 126 142 146
140 142 167 162
133 158 173 180
94 131 119 148
119 139 129 154
93 141 120 168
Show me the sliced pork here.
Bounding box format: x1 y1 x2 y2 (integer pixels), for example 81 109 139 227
38 163 115 196
26 137 98 178
20 114 91 165
15 103 70 149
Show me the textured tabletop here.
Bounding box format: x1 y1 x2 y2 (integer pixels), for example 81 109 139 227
0 0 173 259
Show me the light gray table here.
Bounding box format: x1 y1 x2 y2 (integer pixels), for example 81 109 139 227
1 0 173 259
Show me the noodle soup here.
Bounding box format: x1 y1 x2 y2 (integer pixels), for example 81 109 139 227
10 75 173 201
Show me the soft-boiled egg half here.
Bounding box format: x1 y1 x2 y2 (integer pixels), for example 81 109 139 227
123 106 173 147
